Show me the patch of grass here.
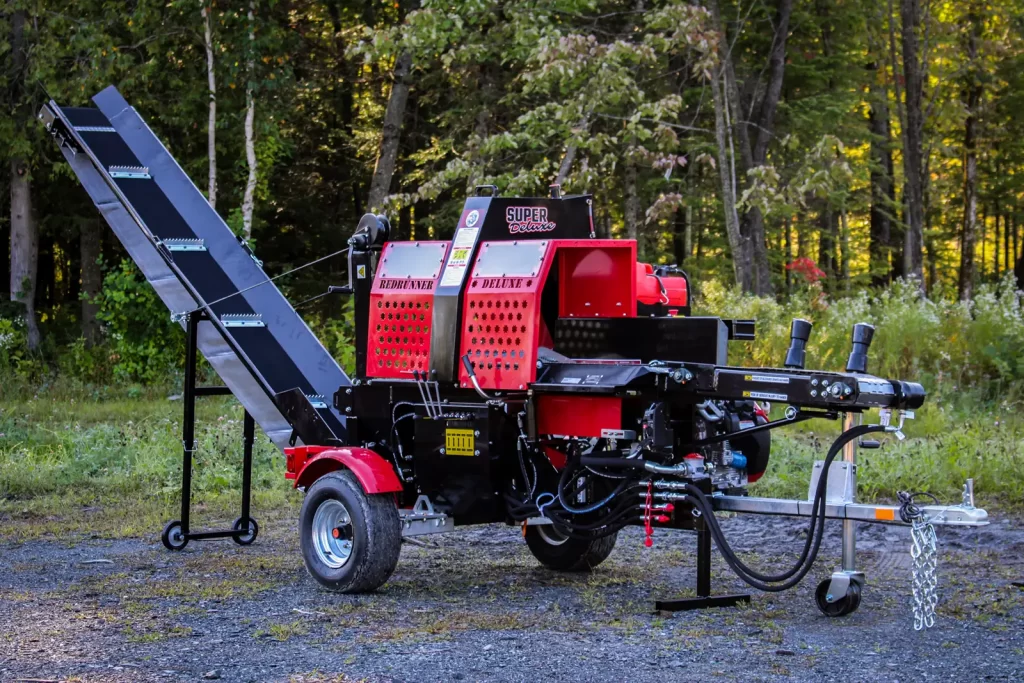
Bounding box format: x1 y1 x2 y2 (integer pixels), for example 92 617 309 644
123 623 193 643
256 619 311 641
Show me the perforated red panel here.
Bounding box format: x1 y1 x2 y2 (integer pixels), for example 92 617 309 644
367 241 448 379
459 241 553 390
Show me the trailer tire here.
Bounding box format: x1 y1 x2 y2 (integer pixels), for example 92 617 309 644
300 470 401 593
524 526 617 572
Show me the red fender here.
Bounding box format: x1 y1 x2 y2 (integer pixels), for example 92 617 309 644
285 445 403 494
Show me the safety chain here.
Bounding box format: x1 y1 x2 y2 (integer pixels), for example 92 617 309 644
900 491 940 630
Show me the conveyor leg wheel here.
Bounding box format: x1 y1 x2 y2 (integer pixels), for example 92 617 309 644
161 520 189 551
232 516 259 546
815 578 861 617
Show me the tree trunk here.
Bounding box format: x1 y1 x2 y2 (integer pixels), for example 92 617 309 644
958 5 982 299
202 1 217 208
709 63 751 289
840 208 850 289
80 221 102 346
10 159 40 350
784 216 792 293
241 0 257 241
818 204 838 286
741 0 792 297
8 10 39 350
672 199 687 265
867 58 896 287
994 213 1001 277
624 159 639 241
900 0 925 287
367 52 412 212
555 115 589 187
708 0 787 296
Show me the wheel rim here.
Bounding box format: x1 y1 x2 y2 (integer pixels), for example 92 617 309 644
234 518 256 542
536 524 570 546
312 499 354 569
169 526 185 546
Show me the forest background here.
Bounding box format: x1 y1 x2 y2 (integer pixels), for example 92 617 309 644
2 0 1024 518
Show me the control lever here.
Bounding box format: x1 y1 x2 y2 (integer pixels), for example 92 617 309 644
845 322 875 374
784 319 813 369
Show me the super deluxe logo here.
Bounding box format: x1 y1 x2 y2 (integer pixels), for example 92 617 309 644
506 206 556 235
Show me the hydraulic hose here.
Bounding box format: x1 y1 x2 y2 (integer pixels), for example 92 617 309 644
685 424 887 592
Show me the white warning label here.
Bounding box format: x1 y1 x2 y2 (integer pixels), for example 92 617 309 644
743 390 788 402
744 374 790 385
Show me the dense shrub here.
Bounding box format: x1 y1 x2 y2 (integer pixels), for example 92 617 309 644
698 275 1024 398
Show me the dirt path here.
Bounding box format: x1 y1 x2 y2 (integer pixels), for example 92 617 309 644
1 513 1022 682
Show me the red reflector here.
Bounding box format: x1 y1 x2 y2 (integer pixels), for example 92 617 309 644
332 528 340 539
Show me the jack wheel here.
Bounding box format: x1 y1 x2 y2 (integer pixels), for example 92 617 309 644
232 516 259 546
815 579 861 617
161 520 189 551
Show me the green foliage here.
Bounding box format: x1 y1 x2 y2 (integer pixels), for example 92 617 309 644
93 259 183 384
699 274 1024 397
0 391 287 518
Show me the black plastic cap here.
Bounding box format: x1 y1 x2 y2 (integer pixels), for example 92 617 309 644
893 380 926 409
845 322 876 373
784 318 813 369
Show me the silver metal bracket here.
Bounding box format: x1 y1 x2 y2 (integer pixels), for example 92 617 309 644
305 394 328 409
808 460 857 504
400 495 455 537
109 165 151 179
161 238 207 252
220 313 265 328
825 570 865 603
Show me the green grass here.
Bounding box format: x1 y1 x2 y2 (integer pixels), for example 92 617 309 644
1 381 1020 543
0 381 295 540
751 401 1024 508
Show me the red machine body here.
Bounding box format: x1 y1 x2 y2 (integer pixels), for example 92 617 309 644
636 262 688 309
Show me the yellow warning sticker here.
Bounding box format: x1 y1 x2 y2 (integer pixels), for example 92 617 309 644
445 428 476 456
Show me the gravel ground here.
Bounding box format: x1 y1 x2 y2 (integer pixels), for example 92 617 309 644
1 511 1022 682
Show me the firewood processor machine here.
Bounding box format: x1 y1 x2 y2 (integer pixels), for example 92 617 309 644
42 86 989 626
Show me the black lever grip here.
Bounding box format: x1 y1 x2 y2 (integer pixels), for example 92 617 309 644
846 322 875 373
784 318 813 369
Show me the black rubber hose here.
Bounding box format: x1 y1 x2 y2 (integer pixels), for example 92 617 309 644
578 456 648 470
686 424 886 592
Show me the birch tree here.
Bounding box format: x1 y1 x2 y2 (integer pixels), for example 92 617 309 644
202 0 218 208
241 0 257 241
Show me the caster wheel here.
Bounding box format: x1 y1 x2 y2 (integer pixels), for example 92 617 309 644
161 520 189 551
232 516 259 546
815 578 861 617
